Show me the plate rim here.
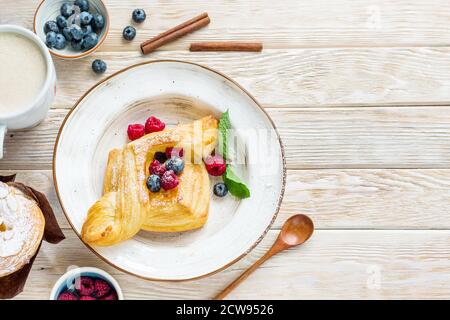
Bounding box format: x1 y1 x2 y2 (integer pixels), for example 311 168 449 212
52 59 287 282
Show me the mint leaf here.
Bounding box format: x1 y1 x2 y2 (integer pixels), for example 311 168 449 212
218 110 231 160
218 110 250 199
223 165 250 199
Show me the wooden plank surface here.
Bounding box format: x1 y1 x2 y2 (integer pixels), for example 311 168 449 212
1 0 450 300
5 0 450 49
3 107 450 170
3 169 450 230
5 2 450 107
51 49 450 107
15 230 450 299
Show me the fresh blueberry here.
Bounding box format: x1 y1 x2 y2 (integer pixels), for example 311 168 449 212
69 25 83 40
165 157 184 175
62 27 72 41
54 34 66 49
81 25 92 36
79 11 92 25
71 38 83 51
91 13 105 31
60 3 74 18
45 31 57 48
146 175 161 192
132 9 146 23
122 26 136 40
82 32 98 50
43 20 59 34
74 0 89 12
154 152 167 164
213 183 228 197
56 15 68 29
92 59 107 74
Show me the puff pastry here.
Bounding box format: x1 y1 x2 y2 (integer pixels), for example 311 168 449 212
82 116 218 246
0 182 45 277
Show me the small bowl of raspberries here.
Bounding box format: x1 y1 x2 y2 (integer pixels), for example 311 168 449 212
50 267 123 300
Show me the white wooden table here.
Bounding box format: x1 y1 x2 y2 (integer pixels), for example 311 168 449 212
2 0 450 299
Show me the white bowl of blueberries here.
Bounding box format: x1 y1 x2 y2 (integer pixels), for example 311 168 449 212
34 0 109 59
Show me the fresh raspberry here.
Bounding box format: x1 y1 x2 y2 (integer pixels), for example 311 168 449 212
127 124 145 141
145 116 165 134
161 170 179 190
94 278 112 298
80 295 97 300
58 291 79 300
75 276 95 296
99 291 118 300
165 147 184 158
204 155 226 176
149 159 166 176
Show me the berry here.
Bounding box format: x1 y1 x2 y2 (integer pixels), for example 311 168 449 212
213 182 228 197
62 27 72 41
54 34 66 49
154 152 167 163
45 31 57 48
94 278 112 298
99 291 118 300
71 38 83 51
80 295 96 300
56 15 68 29
74 0 90 12
161 170 179 190
44 21 59 34
132 9 146 23
92 59 107 74
75 276 95 296
165 147 183 158
127 124 145 141
204 155 227 176
91 13 105 31
69 24 83 40
122 26 136 41
149 160 166 176
146 174 161 193
60 3 74 18
58 291 79 300
80 11 92 25
82 32 98 50
81 24 93 36
144 116 165 133
165 157 184 175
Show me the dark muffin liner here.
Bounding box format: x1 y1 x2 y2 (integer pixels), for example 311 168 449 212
0 174 65 299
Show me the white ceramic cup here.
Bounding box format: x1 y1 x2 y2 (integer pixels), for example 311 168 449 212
0 25 56 159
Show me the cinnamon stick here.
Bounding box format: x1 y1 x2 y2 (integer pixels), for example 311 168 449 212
141 13 210 55
190 42 263 52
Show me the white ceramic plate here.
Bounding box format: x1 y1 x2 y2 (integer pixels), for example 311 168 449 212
54 60 285 281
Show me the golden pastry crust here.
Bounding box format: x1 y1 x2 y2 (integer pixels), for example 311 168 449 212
0 183 45 277
141 161 210 232
81 116 218 246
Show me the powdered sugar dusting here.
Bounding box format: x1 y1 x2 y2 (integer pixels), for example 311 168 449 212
0 184 31 257
0 182 43 276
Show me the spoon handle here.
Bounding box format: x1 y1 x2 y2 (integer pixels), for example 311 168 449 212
213 244 283 300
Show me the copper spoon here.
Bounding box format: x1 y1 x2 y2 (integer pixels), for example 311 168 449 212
214 214 314 300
